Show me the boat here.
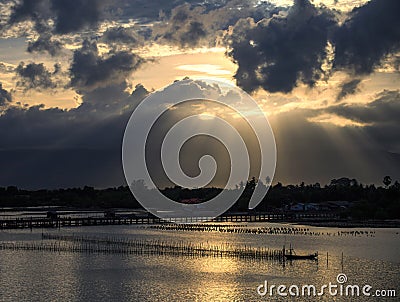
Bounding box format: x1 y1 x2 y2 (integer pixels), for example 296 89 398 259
284 245 318 260
285 252 318 260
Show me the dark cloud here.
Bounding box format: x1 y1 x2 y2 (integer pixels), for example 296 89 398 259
4 0 280 52
153 1 278 48
179 21 207 47
102 26 144 46
0 79 266 189
24 19 64 56
5 0 112 58
269 90 400 184
7 0 223 38
328 90 400 125
153 4 208 47
336 78 361 101
8 0 107 34
27 33 63 56
6 0 220 34
8 0 51 24
363 93 400 154
225 0 400 94
51 0 106 34
0 83 12 105
332 0 400 75
271 108 400 186
394 55 400 72
15 62 57 90
226 0 337 93
329 90 400 154
70 40 144 91
0 83 149 188
0 79 399 188
326 90 400 153
114 0 228 20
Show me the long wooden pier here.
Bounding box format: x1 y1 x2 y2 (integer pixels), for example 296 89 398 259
0 211 340 230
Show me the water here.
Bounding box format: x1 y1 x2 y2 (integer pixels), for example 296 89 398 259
0 223 399 301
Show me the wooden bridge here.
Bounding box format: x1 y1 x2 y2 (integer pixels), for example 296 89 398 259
0 211 340 229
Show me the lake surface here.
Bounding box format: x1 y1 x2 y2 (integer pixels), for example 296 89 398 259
0 223 399 301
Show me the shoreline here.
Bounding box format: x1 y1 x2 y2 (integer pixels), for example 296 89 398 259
293 220 400 228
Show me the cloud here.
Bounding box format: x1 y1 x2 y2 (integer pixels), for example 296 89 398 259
27 33 63 56
394 55 400 72
3 0 279 53
0 83 149 188
102 26 145 47
179 21 207 47
15 62 58 90
3 0 111 57
8 0 51 24
153 1 279 48
1 0 399 188
225 0 400 94
264 89 400 184
153 4 208 48
115 0 236 21
326 90 400 151
0 62 14 73
0 83 12 105
363 93 400 154
336 78 361 101
328 90 400 124
271 107 400 185
0 78 399 188
70 40 144 91
0 78 265 189
0 79 146 152
226 0 337 93
332 0 400 75
8 0 107 34
51 0 107 34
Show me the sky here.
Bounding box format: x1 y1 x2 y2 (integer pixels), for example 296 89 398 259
0 0 399 189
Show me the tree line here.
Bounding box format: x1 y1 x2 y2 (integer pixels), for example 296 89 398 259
0 176 399 219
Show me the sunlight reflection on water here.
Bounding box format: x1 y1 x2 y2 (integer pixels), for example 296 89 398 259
0 224 399 301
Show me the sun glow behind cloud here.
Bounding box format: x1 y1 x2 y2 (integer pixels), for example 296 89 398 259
176 64 231 76
263 0 369 11
131 49 237 90
137 44 227 58
307 113 370 127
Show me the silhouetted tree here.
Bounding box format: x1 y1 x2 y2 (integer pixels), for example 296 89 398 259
1 176 400 219
383 176 392 188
